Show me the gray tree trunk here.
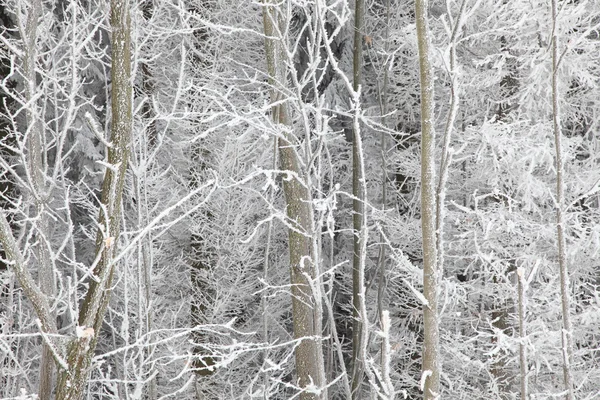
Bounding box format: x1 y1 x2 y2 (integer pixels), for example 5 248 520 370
517 268 529 400
55 1 132 398
551 2 574 398
20 0 56 397
415 0 440 398
262 3 326 399
351 0 367 397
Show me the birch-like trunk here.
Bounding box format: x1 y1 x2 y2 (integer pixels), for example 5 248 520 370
262 3 326 399
415 0 440 398
551 2 574 398
517 268 528 400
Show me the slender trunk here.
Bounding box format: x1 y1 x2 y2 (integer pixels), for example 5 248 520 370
373 6 391 392
551 2 574 398
351 0 368 397
262 3 326 399
415 0 439 398
376 0 391 324
376 4 393 398
139 0 158 152
435 0 467 289
56 1 132 398
21 1 56 397
517 268 528 400
23 0 43 201
0 14 17 371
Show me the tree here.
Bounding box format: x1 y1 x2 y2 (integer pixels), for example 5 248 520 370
350 0 368 397
0 0 132 398
550 1 574 398
0 1 213 398
414 0 439 398
8 0 56 396
262 2 327 398
1 0 600 398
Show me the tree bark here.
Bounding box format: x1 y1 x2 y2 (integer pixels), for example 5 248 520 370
56 1 132 398
415 0 440 398
262 3 326 399
351 0 368 397
19 1 56 396
517 268 529 400
551 2 574 398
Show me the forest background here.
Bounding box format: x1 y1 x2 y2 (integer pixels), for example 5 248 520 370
1 0 599 399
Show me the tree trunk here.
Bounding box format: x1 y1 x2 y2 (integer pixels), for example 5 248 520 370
56 0 132 398
262 3 326 399
351 0 368 397
415 0 440 398
20 1 56 397
517 268 529 400
550 2 574 398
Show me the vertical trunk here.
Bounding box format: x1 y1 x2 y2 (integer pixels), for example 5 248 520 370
280 119 326 399
376 2 393 397
21 1 56 397
0 4 16 311
56 1 132 398
351 0 367 397
497 35 519 121
262 3 326 399
376 0 391 323
435 0 467 291
490 299 511 396
516 268 528 400
550 2 574 399
23 0 43 200
415 0 439 399
140 1 157 150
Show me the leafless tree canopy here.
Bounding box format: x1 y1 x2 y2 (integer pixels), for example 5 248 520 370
1 0 599 399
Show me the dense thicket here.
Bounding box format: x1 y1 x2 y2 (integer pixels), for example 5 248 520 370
1 1 599 399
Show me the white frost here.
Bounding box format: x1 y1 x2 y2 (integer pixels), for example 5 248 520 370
420 370 432 391
402 278 430 307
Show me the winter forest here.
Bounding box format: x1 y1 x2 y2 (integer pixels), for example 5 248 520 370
1 0 600 399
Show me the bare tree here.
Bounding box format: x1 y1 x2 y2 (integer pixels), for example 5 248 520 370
550 1 574 398
2 0 599 398
57 0 133 397
0 0 132 398
17 0 55 397
350 0 368 397
415 0 439 398
262 2 327 398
